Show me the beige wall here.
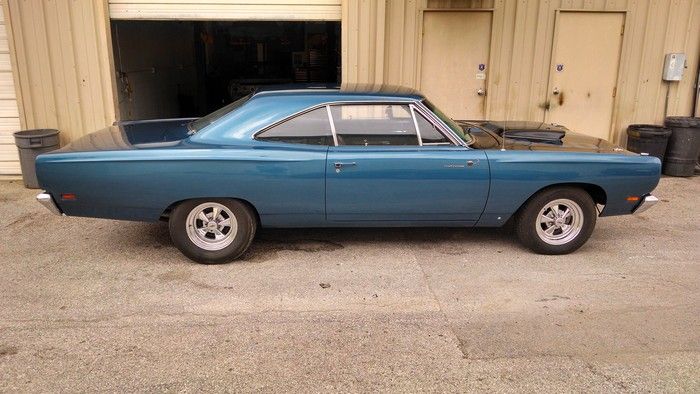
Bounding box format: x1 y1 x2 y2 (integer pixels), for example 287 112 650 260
0 1 21 174
2 0 698 152
343 0 700 145
4 0 116 146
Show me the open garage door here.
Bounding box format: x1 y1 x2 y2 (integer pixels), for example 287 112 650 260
112 20 340 120
109 1 341 121
108 0 341 21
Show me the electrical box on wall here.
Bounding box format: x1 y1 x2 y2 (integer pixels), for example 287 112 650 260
662 53 686 81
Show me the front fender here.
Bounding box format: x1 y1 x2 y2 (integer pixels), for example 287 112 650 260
475 151 661 227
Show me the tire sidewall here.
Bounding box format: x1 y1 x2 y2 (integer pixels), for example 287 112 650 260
516 187 597 255
169 199 256 264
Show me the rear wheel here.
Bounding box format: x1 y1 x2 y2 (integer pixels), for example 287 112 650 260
515 187 597 254
169 199 256 264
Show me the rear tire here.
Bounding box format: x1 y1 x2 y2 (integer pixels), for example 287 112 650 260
169 199 256 264
515 187 597 255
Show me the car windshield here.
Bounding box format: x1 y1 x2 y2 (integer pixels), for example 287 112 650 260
422 99 473 145
187 94 252 134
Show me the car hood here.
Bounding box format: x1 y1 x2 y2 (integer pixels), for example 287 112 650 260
506 130 627 153
51 118 197 153
456 121 628 154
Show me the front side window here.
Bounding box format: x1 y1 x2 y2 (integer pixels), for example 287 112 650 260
330 104 418 146
422 99 473 145
256 107 332 145
414 110 451 145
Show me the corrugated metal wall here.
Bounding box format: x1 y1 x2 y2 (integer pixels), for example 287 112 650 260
343 0 700 144
4 0 116 147
0 1 21 175
3 0 698 153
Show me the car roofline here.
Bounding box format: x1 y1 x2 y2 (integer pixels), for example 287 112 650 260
250 83 425 101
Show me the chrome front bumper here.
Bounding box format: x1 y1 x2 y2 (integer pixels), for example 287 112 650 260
633 194 659 214
36 192 63 215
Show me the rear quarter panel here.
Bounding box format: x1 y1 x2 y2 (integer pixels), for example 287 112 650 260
35 144 328 226
477 150 661 226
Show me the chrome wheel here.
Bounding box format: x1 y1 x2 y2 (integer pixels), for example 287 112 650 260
535 198 584 245
185 202 238 251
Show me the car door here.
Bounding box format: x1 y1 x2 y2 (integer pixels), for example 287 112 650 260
252 106 332 226
325 103 489 223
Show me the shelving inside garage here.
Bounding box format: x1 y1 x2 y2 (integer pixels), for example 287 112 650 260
111 20 340 121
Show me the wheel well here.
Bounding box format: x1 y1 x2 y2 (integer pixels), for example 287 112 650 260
160 198 261 226
514 183 607 217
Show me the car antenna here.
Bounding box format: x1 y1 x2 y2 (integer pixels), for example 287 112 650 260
500 115 508 151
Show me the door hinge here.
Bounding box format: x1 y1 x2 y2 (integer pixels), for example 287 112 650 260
621 24 625 35
612 86 617 97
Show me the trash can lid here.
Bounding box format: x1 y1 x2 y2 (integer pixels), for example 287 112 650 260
627 124 671 137
13 128 59 139
664 117 700 128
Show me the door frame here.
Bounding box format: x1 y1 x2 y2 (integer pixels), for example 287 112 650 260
545 9 628 142
415 8 495 119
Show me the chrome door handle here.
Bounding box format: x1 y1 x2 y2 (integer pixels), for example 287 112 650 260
334 162 356 168
476 88 486 96
467 160 479 167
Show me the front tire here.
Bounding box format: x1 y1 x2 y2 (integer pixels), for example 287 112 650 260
169 199 256 264
515 187 597 255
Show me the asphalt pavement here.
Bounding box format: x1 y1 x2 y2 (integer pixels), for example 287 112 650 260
0 177 698 392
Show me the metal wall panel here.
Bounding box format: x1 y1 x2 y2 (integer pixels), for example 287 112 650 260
0 1 20 174
4 0 117 150
109 0 342 20
343 0 700 145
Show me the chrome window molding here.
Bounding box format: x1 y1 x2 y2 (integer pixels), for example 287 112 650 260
252 104 335 145
409 103 460 147
409 104 424 147
329 102 421 147
325 105 339 146
251 99 468 149
251 100 416 143
413 101 469 148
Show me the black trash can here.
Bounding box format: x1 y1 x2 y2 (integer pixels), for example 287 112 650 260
13 129 60 188
626 124 672 161
663 117 700 177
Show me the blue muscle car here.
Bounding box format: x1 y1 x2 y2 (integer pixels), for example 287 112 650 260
35 85 661 264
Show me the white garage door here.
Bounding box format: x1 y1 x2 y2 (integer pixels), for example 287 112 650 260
0 4 21 175
108 0 341 20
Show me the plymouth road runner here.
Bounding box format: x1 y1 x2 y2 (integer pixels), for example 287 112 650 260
35 85 661 264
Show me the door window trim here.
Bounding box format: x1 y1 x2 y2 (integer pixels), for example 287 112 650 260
409 105 424 146
327 102 421 147
253 105 334 146
409 103 459 146
411 102 466 147
251 100 468 148
325 105 340 146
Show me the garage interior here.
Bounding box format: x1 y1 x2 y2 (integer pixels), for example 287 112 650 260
111 20 341 120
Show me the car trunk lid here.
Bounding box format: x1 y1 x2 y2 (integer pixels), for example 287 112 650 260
50 118 197 153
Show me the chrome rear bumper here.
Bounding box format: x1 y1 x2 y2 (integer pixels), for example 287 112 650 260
36 192 63 215
633 194 659 214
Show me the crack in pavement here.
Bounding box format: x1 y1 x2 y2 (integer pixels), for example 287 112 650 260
407 237 471 360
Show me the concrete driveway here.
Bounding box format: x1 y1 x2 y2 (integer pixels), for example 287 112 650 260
0 177 698 392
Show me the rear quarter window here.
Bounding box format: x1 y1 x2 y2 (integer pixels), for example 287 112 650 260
256 107 333 145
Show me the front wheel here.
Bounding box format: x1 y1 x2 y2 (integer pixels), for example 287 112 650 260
169 199 256 264
515 187 597 255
